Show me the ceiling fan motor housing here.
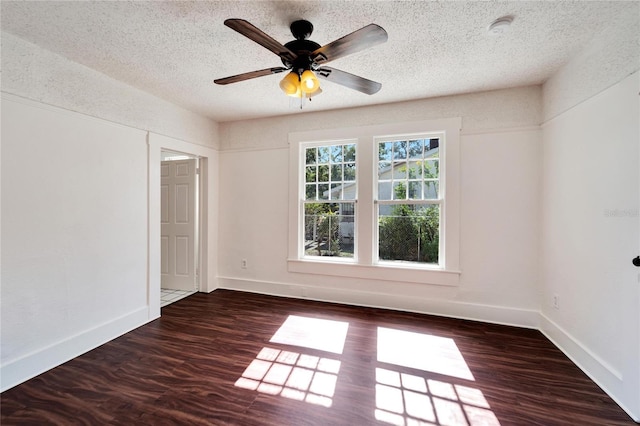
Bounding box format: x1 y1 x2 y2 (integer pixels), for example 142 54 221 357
282 21 321 71
282 40 320 70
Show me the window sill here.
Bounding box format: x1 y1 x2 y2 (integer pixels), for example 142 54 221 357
287 259 460 287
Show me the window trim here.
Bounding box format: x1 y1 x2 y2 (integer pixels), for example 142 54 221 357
288 118 461 286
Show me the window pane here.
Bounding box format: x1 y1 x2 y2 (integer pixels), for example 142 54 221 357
306 184 317 200
344 163 356 181
306 147 317 165
423 159 439 179
318 184 329 200
392 182 406 200
378 204 439 264
305 166 317 183
331 164 343 181
393 163 407 179
304 202 355 258
426 138 439 152
331 145 343 162
424 181 439 199
378 181 392 200
330 183 342 200
344 144 356 162
393 141 407 160
318 146 330 163
379 142 392 162
408 140 423 159
318 165 329 182
408 161 422 179
343 185 356 200
408 181 422 199
378 161 391 176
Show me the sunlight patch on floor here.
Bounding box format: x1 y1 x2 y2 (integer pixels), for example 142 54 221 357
235 346 341 408
374 368 500 426
236 315 349 408
377 327 474 381
375 327 499 426
270 315 350 354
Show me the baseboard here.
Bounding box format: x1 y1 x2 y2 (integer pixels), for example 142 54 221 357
0 306 154 392
216 276 539 329
539 313 639 422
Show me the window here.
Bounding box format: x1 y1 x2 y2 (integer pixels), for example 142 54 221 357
288 119 461 286
377 137 441 265
303 143 356 258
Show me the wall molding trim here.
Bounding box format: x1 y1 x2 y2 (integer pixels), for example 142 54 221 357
216 277 539 329
460 125 541 136
0 307 153 393
0 91 217 149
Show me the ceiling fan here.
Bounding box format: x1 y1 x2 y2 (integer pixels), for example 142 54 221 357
214 19 388 99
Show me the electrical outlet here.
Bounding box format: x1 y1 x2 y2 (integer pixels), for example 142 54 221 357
241 259 248 269
553 294 560 310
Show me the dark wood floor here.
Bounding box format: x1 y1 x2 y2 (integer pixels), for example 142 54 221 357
1 289 635 425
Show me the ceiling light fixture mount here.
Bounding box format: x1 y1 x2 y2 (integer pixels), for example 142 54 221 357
488 16 514 35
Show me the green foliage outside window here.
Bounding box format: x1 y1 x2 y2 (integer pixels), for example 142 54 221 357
378 182 439 264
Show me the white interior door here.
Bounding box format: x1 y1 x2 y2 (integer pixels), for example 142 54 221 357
161 159 198 290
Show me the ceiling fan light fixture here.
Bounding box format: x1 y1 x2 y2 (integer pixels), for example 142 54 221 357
279 71 300 96
300 69 320 94
297 86 322 99
216 18 388 102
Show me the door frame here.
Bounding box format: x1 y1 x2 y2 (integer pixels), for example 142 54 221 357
148 132 218 319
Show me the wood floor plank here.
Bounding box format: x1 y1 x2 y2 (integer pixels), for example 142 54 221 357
1 289 635 425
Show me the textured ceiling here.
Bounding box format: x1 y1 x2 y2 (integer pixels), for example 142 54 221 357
1 1 636 122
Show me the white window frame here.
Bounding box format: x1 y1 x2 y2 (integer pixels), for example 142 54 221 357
300 139 359 262
288 118 461 286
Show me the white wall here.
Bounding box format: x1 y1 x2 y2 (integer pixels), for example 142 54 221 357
539 8 640 418
1 95 150 389
1 31 219 149
218 86 542 327
220 86 541 151
0 32 219 391
540 72 640 420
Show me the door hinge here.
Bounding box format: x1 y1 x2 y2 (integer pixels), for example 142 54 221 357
196 167 201 175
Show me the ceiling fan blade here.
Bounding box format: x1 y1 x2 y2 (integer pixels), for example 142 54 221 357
214 67 288 85
224 19 297 63
311 24 388 65
316 67 382 95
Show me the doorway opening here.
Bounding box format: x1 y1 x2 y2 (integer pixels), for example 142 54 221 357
160 149 200 307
